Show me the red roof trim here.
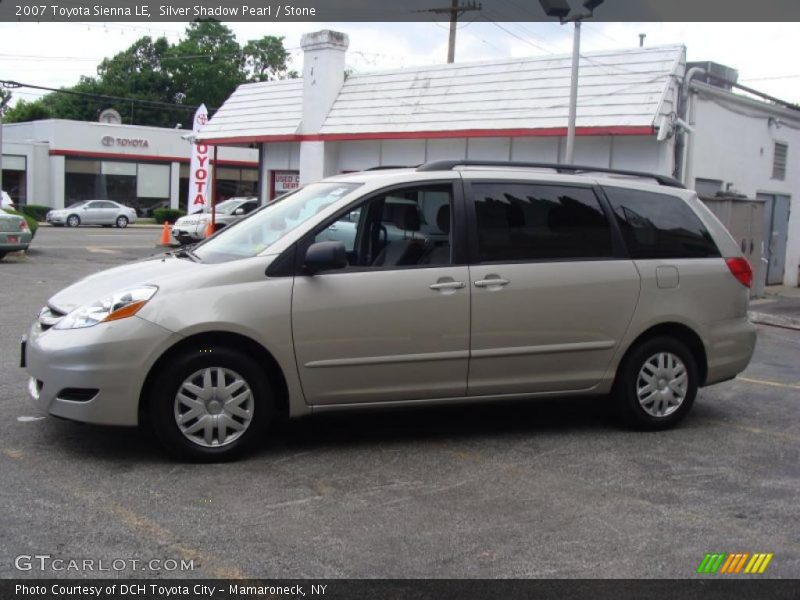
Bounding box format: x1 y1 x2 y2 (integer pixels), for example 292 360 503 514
200 125 654 145
48 149 257 168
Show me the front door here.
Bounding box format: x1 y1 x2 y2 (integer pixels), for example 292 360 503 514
465 180 640 396
292 182 470 405
758 193 791 285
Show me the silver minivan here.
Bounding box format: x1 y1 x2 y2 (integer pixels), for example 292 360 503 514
22 162 756 460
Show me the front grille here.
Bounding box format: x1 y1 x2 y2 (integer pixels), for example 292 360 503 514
38 306 66 331
57 388 99 402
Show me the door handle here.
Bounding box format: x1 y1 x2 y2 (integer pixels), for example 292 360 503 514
429 281 466 291
474 278 510 288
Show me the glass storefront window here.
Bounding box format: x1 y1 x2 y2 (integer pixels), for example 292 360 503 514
65 158 172 216
2 154 27 205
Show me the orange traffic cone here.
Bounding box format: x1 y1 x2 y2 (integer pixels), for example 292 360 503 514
204 220 215 238
158 221 171 246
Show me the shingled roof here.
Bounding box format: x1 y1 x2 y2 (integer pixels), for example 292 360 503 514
198 44 685 144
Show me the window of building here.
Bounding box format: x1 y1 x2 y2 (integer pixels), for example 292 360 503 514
1 154 27 205
604 187 720 259
137 163 170 199
64 158 171 215
179 164 258 212
471 183 613 262
772 142 788 181
694 178 724 197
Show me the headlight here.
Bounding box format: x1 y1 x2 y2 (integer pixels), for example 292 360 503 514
54 286 158 330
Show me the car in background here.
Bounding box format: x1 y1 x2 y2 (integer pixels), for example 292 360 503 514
0 208 33 260
1 190 15 210
47 200 138 228
171 197 260 244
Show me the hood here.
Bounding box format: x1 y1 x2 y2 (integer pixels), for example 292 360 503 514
47 253 277 315
48 255 203 313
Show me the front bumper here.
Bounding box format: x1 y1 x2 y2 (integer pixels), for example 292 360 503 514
24 315 181 426
171 222 204 242
46 214 66 224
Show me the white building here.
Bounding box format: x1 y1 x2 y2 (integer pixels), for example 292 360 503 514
199 29 800 288
1 119 258 214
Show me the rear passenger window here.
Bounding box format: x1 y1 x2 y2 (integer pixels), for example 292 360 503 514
472 183 613 262
604 187 720 259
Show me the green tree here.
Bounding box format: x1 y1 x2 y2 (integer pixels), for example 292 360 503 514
5 21 295 127
4 99 52 122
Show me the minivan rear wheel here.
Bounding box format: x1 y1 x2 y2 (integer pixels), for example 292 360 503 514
614 336 698 430
148 346 273 461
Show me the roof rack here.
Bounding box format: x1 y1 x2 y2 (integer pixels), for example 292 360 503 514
365 165 420 171
416 160 685 189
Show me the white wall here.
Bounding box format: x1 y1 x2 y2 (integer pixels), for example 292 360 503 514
688 92 800 286
324 135 668 175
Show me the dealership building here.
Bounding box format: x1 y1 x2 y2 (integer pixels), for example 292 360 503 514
0 119 266 214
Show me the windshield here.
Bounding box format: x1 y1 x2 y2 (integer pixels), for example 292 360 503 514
215 198 251 215
66 201 87 209
193 182 360 263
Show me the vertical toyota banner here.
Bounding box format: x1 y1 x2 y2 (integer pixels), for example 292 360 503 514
188 104 211 215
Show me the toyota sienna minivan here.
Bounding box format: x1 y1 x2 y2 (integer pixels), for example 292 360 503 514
22 161 757 460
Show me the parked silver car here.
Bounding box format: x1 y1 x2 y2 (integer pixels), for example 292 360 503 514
22 161 756 461
47 200 138 228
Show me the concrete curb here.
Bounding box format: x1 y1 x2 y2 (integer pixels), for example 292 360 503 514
749 311 800 331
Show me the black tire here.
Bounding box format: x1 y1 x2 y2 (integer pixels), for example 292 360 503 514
613 336 698 431
116 215 129 228
148 346 273 461
66 214 80 227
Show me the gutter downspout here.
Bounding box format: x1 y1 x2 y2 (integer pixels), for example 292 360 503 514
674 66 705 183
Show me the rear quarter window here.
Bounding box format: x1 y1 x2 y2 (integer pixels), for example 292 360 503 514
603 187 720 259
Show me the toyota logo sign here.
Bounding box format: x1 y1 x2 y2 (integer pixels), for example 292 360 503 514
101 136 115 147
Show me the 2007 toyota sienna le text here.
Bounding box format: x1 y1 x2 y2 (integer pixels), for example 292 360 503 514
22 161 757 461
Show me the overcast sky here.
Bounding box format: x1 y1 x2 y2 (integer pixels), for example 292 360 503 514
2 21 799 108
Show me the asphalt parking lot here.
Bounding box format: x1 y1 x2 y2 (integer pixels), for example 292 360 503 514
1 227 798 579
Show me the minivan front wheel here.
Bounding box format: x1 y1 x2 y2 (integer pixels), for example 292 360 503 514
614 337 698 430
149 347 273 461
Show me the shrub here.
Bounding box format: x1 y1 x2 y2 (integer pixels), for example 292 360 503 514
20 204 52 222
4 209 39 237
153 208 186 224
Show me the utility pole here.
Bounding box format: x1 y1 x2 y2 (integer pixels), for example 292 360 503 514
0 89 13 197
539 0 604 164
421 1 482 63
565 20 581 163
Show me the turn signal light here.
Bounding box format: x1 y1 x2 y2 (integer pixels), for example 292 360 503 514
725 257 752 288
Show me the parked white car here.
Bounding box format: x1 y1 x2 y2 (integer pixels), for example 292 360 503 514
47 200 138 228
1 190 15 210
171 197 260 244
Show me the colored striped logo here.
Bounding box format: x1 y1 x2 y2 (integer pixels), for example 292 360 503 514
696 553 773 574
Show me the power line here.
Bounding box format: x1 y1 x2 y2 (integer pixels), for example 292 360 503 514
0 79 209 112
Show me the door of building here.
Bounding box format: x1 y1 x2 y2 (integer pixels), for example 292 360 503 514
758 193 791 286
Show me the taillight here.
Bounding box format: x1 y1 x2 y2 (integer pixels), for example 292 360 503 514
19 220 29 232
725 257 752 288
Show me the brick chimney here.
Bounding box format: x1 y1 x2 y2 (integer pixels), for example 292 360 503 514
299 30 349 183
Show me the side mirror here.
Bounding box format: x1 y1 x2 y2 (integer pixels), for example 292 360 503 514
304 241 347 274
234 208 244 215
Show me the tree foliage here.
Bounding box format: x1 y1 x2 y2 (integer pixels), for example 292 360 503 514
4 21 295 128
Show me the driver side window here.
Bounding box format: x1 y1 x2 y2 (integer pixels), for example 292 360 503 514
313 184 453 270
